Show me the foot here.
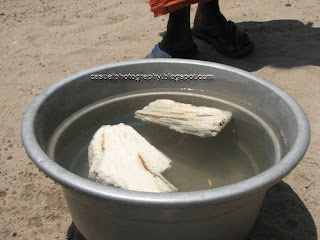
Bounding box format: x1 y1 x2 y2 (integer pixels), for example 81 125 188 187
159 28 195 57
148 6 197 59
146 42 197 59
193 1 254 58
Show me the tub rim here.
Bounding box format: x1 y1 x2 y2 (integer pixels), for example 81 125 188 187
21 59 310 207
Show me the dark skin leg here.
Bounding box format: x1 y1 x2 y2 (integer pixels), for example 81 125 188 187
193 0 252 54
159 6 194 53
159 1 225 53
193 0 227 30
157 0 253 58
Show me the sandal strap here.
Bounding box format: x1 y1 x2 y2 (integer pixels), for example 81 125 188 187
194 21 239 41
151 43 197 59
191 21 254 58
151 44 173 58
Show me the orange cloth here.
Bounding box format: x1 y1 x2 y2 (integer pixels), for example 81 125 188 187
150 0 211 17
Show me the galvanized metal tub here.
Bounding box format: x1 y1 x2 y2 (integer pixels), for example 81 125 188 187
21 59 310 240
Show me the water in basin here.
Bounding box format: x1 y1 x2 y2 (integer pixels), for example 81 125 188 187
48 89 280 192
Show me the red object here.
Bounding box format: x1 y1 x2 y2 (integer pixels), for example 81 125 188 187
150 0 211 17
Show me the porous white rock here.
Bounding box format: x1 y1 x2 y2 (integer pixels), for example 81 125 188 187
135 99 232 137
88 123 177 193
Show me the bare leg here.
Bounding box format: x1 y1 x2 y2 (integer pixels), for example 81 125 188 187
149 0 253 58
193 0 254 58
159 6 195 54
194 0 227 30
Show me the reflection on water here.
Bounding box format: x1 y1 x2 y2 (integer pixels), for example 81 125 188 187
49 90 280 192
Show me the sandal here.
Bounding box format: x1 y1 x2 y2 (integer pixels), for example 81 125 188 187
147 43 197 59
192 21 254 58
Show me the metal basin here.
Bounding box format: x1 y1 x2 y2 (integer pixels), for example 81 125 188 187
21 59 310 240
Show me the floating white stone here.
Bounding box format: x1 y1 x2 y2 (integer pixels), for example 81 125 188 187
135 99 232 137
88 123 177 193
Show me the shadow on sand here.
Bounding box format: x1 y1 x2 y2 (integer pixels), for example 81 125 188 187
67 181 317 240
193 19 320 72
249 181 317 240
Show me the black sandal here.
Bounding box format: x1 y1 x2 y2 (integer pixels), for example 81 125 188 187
192 21 254 58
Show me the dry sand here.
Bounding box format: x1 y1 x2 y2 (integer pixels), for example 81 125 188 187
0 0 319 239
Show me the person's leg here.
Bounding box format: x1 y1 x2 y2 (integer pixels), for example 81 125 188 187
193 0 254 58
148 6 197 58
194 0 227 30
159 6 194 53
149 0 253 58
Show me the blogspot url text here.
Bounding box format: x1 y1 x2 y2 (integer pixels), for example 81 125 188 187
90 73 215 81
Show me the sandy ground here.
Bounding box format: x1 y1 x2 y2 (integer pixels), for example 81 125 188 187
0 0 319 239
